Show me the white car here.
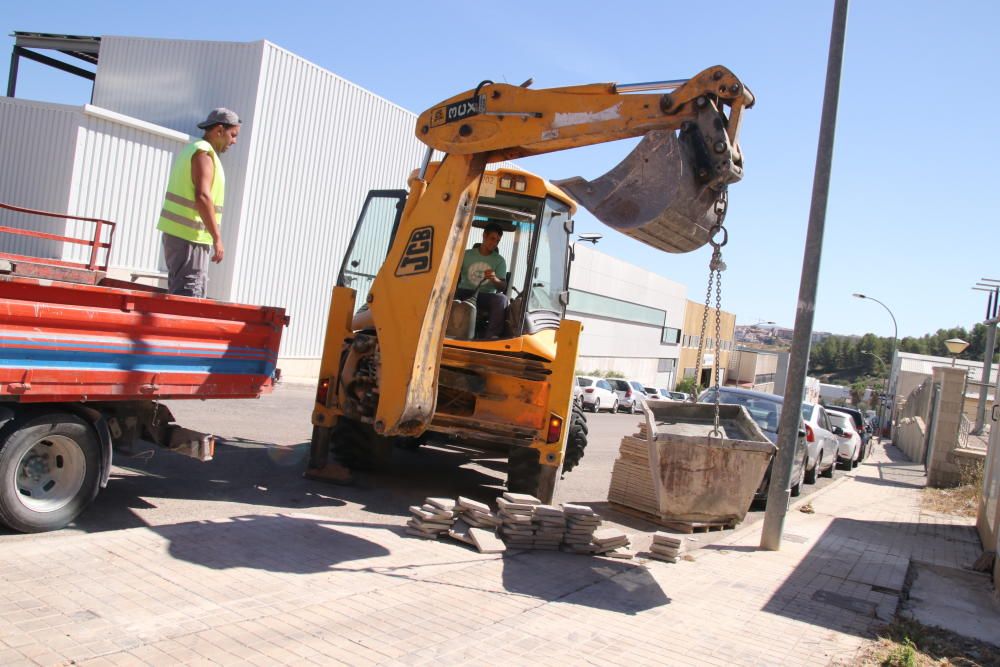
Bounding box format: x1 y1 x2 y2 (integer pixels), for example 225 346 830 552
575 376 619 413
800 402 839 483
827 410 862 469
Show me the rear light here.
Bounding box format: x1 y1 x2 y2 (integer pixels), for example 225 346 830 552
837 432 851 439
316 377 331 405
625 388 632 397
546 415 564 443
805 424 815 442
584 387 595 393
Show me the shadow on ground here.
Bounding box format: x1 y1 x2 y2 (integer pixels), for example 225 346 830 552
0 437 516 538
499 549 671 614
762 517 949 637
152 513 391 573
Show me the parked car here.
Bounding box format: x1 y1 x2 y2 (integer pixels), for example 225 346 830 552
826 410 862 469
575 376 619 413
662 389 689 401
826 405 871 460
608 378 648 414
643 386 664 400
799 402 840 483
697 387 809 503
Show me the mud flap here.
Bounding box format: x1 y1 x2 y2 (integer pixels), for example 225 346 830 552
554 100 744 254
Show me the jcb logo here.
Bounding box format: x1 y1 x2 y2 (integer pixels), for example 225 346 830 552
395 227 434 277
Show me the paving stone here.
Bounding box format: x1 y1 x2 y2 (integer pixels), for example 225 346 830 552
468 528 507 554
457 497 491 514
501 492 541 505
425 497 458 511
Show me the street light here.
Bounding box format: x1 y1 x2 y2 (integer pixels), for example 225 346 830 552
862 351 888 431
853 293 898 436
944 337 969 367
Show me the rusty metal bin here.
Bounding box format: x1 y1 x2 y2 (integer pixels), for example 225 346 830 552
641 401 776 524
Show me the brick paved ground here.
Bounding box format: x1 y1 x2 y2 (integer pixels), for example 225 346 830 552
0 440 985 666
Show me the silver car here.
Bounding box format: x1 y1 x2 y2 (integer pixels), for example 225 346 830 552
800 402 839 483
607 378 647 414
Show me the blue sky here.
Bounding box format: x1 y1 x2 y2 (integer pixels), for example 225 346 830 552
4 1 997 339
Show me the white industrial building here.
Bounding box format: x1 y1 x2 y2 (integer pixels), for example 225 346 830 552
567 245 686 389
1 33 690 387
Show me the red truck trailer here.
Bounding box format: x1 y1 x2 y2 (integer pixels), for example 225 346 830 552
0 203 287 532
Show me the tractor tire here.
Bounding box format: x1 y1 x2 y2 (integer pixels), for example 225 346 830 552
0 412 101 533
331 417 392 471
507 447 558 503
562 405 588 474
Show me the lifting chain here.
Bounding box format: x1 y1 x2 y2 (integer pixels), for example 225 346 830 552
691 189 729 437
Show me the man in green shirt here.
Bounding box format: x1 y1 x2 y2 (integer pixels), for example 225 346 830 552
455 222 508 339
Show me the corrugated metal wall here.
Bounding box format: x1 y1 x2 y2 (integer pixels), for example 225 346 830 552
0 99 79 260
62 107 188 272
233 42 428 358
92 36 266 300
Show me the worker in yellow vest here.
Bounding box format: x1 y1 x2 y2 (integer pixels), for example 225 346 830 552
157 108 241 297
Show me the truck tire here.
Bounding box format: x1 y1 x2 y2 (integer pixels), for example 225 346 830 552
0 412 101 533
562 405 588 474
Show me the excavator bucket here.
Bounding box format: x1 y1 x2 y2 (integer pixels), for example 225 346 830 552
554 100 744 254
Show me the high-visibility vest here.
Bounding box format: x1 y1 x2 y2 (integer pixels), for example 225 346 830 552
157 140 225 245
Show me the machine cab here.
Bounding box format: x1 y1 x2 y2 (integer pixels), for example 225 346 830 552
337 166 577 341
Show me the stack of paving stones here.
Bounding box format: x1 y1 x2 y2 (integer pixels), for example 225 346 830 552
406 497 457 539
560 504 603 554
646 531 683 563
456 496 501 531
590 527 632 557
446 497 507 554
497 492 541 548
531 505 567 550
606 434 660 516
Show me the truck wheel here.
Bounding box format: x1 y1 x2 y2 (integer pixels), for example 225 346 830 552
0 413 100 533
331 417 392 471
562 405 588 474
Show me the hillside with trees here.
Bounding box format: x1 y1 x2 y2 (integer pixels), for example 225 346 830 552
808 324 996 385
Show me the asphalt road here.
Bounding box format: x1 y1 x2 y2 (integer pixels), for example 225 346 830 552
0 383 843 551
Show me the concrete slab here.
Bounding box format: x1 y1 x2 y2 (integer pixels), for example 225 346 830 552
903 562 1000 647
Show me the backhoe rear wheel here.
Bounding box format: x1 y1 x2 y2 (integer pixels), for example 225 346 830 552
562 405 588 474
507 447 558 504
331 417 393 471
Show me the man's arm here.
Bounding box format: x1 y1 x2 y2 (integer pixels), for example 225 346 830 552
191 151 224 263
490 255 507 292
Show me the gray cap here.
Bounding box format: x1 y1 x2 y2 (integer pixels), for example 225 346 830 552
197 107 241 129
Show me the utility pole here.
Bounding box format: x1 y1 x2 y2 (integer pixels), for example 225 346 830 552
761 0 849 551
972 280 999 435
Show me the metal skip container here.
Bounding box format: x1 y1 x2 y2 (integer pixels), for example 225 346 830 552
640 401 776 524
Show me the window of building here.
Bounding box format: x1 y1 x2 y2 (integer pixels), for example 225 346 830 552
567 289 682 346
657 358 677 372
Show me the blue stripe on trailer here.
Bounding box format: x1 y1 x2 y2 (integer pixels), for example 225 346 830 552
0 349 274 376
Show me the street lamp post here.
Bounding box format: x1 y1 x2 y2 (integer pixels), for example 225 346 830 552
853 293 898 437
944 337 969 367
862 351 887 431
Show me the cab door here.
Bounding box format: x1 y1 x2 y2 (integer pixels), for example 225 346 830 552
337 190 407 308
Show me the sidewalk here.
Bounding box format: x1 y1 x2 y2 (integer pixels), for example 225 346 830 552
0 440 988 666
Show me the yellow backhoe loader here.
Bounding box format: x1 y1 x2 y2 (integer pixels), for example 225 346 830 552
308 66 754 502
